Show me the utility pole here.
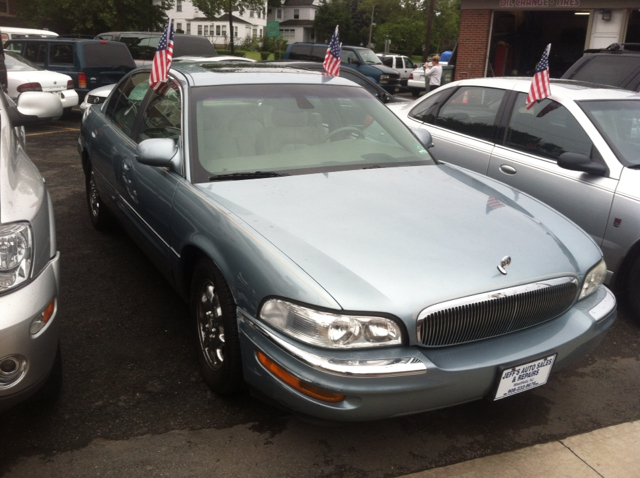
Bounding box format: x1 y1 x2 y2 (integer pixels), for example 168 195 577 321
368 4 375 49
422 0 435 62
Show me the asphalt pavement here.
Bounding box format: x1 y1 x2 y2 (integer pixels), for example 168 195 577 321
0 107 638 478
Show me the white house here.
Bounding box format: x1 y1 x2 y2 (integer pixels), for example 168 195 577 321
155 0 268 49
267 0 320 44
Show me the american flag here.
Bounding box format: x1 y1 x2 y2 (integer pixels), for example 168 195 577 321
526 44 551 110
149 18 174 91
486 195 505 214
323 25 341 76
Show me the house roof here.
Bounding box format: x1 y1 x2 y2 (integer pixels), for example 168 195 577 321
283 0 316 6
190 14 253 25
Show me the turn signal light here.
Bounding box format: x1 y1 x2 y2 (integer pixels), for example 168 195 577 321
78 72 87 89
30 298 56 335
17 82 42 93
257 351 345 403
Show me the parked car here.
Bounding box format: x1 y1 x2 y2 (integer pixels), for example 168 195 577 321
376 54 417 87
388 77 640 319
267 60 409 104
78 62 615 421
0 89 63 412
4 38 136 102
283 43 401 93
1 27 57 43
95 32 217 66
4 50 78 113
561 43 640 91
407 56 452 97
78 56 256 110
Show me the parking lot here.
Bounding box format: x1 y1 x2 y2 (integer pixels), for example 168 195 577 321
0 107 639 477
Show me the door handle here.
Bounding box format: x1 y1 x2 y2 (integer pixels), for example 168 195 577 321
499 164 517 175
91 131 97 139
122 159 131 171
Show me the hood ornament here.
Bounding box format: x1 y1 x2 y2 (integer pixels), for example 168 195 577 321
498 256 511 275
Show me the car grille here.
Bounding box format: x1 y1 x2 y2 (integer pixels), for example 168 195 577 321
417 277 578 347
86 95 105 105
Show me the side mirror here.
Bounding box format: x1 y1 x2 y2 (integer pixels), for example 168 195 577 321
8 92 63 126
558 152 607 176
412 128 434 149
137 138 179 168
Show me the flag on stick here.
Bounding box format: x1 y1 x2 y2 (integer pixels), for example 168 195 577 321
526 44 551 109
150 18 174 91
323 26 341 76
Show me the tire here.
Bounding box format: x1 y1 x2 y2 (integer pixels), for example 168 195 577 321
627 257 640 319
85 164 113 231
29 343 62 403
191 259 245 395
410 88 421 97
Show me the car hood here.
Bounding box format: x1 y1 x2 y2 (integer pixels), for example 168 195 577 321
196 165 599 317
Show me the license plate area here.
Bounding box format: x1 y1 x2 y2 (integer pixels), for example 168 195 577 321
494 354 556 400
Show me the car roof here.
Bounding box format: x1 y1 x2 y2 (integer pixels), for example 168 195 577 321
446 77 640 101
5 38 122 44
170 62 360 88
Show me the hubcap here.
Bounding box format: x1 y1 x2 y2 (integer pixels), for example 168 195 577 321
89 175 100 218
197 280 225 371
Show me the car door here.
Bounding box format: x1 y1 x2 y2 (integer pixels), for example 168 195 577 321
488 92 617 248
406 85 508 174
119 79 182 277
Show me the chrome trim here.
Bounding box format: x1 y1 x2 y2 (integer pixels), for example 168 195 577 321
239 311 427 377
589 286 616 321
417 277 579 347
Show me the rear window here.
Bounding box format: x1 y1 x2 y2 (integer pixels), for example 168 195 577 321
82 43 135 68
288 45 328 62
569 55 640 87
173 36 216 57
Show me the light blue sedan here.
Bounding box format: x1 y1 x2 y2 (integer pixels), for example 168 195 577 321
77 62 616 421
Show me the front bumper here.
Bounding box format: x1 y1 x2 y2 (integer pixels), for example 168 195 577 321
0 253 61 410
238 285 616 421
407 78 425 90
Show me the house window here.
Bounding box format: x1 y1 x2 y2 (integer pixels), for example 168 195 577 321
204 26 209 36
0 0 9 13
222 26 227 36
176 0 182 12
187 23 191 34
259 28 262 36
252 28 257 37
280 29 295 39
268 8 272 15
250 10 255 17
176 23 182 32
198 25 203 36
234 26 238 38
276 9 282 19
257 10 261 18
294 9 299 19
216 25 221 36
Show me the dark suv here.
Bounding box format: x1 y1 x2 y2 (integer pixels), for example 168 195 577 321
95 32 217 66
561 43 640 91
4 38 136 102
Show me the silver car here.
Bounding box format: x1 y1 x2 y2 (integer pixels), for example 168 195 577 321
389 78 640 320
78 63 615 421
0 90 63 411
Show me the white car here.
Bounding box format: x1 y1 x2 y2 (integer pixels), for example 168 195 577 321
80 55 256 110
407 60 448 97
4 51 78 112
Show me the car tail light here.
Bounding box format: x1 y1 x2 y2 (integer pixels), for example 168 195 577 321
67 80 74 89
409 73 414 79
17 82 42 93
78 73 87 89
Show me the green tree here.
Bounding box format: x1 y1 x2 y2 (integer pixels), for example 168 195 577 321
16 0 172 36
313 0 352 45
192 0 266 53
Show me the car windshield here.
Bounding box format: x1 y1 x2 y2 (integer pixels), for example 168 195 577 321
359 49 383 65
579 100 640 167
4 50 42 71
189 83 433 182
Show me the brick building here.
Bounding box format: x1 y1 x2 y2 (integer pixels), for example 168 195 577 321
0 0 28 28
456 0 640 81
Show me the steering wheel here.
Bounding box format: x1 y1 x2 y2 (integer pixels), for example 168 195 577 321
323 126 365 142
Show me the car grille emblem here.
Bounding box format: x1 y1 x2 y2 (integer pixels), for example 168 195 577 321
498 256 511 275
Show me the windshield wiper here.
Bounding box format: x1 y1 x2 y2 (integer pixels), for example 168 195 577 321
208 171 289 181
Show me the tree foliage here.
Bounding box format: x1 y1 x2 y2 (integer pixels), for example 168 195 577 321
192 0 266 53
16 0 172 36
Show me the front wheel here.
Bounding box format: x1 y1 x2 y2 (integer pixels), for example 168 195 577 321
627 257 640 320
191 259 245 395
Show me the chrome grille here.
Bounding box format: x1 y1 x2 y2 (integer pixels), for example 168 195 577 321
417 277 578 347
87 95 105 105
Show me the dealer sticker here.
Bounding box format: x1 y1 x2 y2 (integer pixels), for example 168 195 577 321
494 355 556 400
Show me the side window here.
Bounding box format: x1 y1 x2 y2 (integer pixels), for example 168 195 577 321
405 58 415 69
139 81 181 141
395 58 403 69
342 50 359 65
5 42 24 53
49 43 74 65
24 42 46 63
435 86 506 141
105 72 151 137
408 89 452 124
505 93 592 161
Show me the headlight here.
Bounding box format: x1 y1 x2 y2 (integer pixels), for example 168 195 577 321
579 259 607 300
0 223 32 292
379 74 390 83
259 298 403 349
